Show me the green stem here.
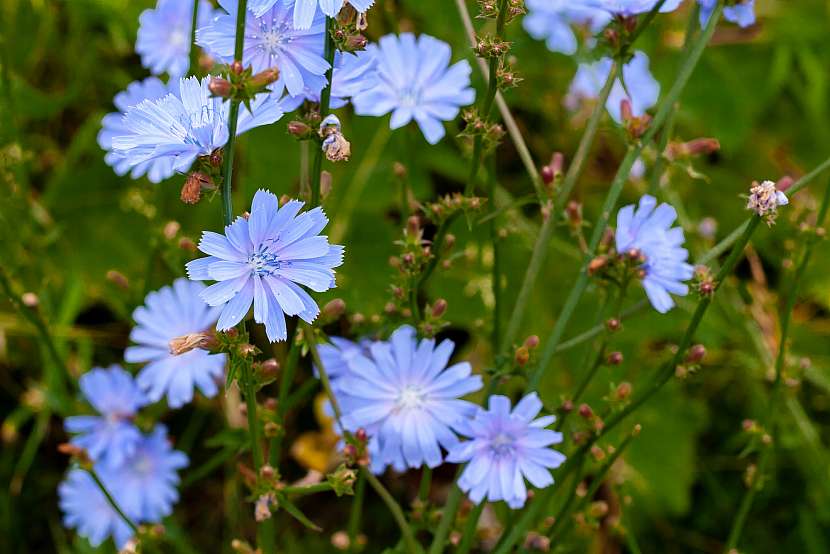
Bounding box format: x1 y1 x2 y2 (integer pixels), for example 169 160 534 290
347 472 366 552
221 0 248 225
528 3 724 390
281 482 334 497
428 483 463 554
488 158 503 347
416 211 460 294
499 62 619 355
724 180 830 551
456 502 485 554
310 17 336 208
270 332 300 464
364 469 421 554
418 466 432 502
241 363 263 468
85 467 140 535
189 0 200 74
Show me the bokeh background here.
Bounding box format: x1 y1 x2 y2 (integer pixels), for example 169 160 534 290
2 0 830 552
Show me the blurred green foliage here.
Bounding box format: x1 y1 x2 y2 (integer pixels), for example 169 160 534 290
2 0 830 553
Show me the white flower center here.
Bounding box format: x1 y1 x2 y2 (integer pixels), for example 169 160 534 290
396 386 425 410
256 21 292 56
248 247 281 276
490 432 515 457
168 29 187 48
133 454 153 475
398 86 422 108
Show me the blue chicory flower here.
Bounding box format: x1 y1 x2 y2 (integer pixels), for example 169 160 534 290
64 366 148 469
584 0 683 16
59 468 137 549
615 194 694 313
335 325 483 472
98 77 179 183
699 0 755 28
111 75 283 176
186 189 344 343
523 0 612 55
315 336 372 385
447 393 566 509
249 0 375 29
565 50 660 124
351 33 476 145
136 0 216 78
197 0 329 99
124 278 226 409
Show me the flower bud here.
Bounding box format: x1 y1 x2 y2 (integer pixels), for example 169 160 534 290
431 298 448 318
260 358 280 376
565 201 582 227
323 298 346 319
21 292 39 308
776 175 795 192
541 165 555 186
686 344 706 364
320 170 333 199
407 215 421 236
260 464 276 479
605 318 621 332
249 68 280 88
230 60 244 75
106 270 130 290
578 403 593 419
524 335 540 350
208 77 232 98
287 121 312 137
346 34 368 50
606 351 623 366
560 399 573 413
615 381 632 400
355 428 368 443
163 221 180 240
169 332 218 356
178 237 197 252
263 421 281 437
515 345 530 366
590 445 606 462
587 255 608 275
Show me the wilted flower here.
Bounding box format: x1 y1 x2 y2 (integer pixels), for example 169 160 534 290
125 278 226 409
197 0 329 99
336 325 483 472
447 393 566 509
615 195 694 313
249 0 376 29
566 51 659 124
352 33 476 145
112 76 283 176
523 0 611 55
136 0 217 78
64 366 148 468
98 77 178 183
186 189 344 342
699 0 755 28
747 180 788 225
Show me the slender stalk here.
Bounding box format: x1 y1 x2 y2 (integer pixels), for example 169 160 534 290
499 63 619 354
347 473 366 552
528 4 724 390
270 333 299 464
416 212 460 294
189 0 200 73
241 363 264 467
456 502 485 554
363 469 421 554
418 467 432 502
304 324 342 423
84 467 140 535
647 105 676 196
281 482 334 497
540 458 585 544
310 17 336 208
428 483 463 554
221 0 248 225
724 181 830 551
488 158 503 346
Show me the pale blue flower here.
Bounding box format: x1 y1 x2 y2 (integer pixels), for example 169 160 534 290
699 0 755 28
196 0 329 99
64 366 148 469
565 50 659 124
447 393 565 509
250 0 375 29
59 468 136 548
125 278 226 409
315 336 371 385
352 33 476 145
615 194 694 313
585 0 683 16
523 0 611 55
111 75 283 176
137 0 216 78
186 189 344 343
98 77 178 183
336 325 483 472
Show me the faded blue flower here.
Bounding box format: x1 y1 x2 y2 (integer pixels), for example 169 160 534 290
523 0 611 55
615 194 694 313
585 0 683 16
137 0 216 78
447 393 565 509
64 366 148 469
336 325 483 472
98 77 179 183
565 50 659 124
699 0 755 28
197 0 329 99
352 33 475 145
250 0 375 29
111 75 283 176
59 468 136 549
186 189 344 342
125 278 226 409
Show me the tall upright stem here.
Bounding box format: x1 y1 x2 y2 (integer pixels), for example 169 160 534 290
189 0 200 73
310 17 336 208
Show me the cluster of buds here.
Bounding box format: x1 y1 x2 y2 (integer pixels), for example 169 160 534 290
474 35 511 59
181 149 224 204
326 464 357 497
319 114 351 162
208 60 279 108
287 109 323 141
514 335 540 368
587 246 647 290
461 108 506 152
496 60 522 90
747 179 789 225
261 397 283 439
420 298 449 338
675 344 706 378
343 428 370 467
602 15 639 57
541 152 565 194
522 532 551 552
333 4 369 52
577 402 605 434
620 99 652 141
422 193 487 225
664 138 721 162
692 265 716 297
477 0 525 23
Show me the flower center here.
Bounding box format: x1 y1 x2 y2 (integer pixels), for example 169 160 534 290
398 86 422 108
396 386 425 410
168 29 187 49
248 248 281 276
133 453 154 475
490 432 515 457
256 21 292 55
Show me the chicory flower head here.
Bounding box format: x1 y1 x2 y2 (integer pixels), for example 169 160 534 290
315 336 371 386
699 0 755 28
352 33 476 145
336 325 483 472
523 0 611 55
137 0 216 78
64 366 148 468
615 195 694 313
111 75 283 176
197 0 329 99
125 278 226 409
585 0 683 16
565 50 660 124
98 77 178 183
447 393 566 509
186 189 344 342
59 468 137 549
250 0 375 29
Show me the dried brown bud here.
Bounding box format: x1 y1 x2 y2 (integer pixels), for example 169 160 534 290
589 500 609 519
444 233 456 249
590 445 606 462
565 201 582 226
393 161 407 179
407 215 421 236
515 346 530 366
587 255 608 275
260 358 280 376
347 34 368 50
181 171 214 204
178 237 197 252
106 270 130 290
323 133 351 162
169 332 217 356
